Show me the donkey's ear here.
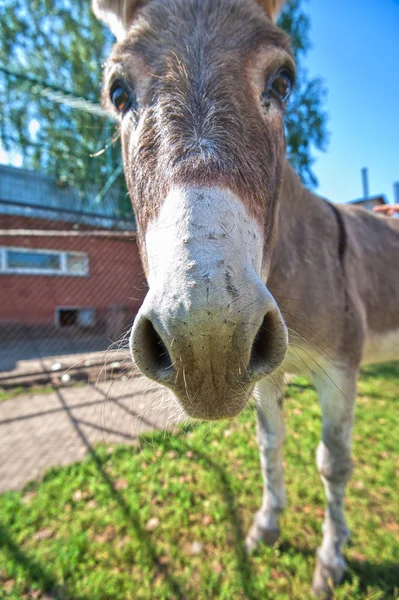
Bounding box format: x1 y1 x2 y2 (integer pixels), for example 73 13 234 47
257 0 287 22
92 0 145 40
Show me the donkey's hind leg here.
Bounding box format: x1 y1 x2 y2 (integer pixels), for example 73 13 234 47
312 368 357 598
245 374 286 553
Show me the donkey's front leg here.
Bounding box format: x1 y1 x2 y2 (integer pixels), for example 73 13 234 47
246 375 286 553
312 371 357 598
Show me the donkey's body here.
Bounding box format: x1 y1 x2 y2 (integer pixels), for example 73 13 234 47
247 161 399 595
272 161 399 371
93 0 399 595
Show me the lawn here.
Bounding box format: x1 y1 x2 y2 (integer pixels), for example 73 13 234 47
0 363 398 599
0 382 86 403
0 386 56 403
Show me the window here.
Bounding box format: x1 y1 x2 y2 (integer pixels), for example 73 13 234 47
7 250 61 271
56 307 96 328
0 247 88 276
66 253 87 274
58 309 79 327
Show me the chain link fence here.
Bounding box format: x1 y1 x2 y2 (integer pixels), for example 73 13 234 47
0 163 147 389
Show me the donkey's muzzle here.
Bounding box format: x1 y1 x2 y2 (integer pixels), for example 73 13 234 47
129 185 288 420
130 286 287 420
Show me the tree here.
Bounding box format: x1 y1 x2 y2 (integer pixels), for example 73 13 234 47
278 0 329 188
0 0 131 216
0 0 327 202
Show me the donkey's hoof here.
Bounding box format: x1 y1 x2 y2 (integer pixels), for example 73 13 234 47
312 556 346 599
245 523 280 554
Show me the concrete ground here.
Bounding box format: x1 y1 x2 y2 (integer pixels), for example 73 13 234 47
0 332 114 376
0 376 181 494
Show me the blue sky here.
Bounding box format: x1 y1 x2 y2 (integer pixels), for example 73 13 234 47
305 0 399 204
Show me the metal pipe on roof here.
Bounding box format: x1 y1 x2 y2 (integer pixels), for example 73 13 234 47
361 167 369 199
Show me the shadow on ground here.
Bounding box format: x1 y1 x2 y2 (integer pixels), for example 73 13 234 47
0 326 112 373
0 389 256 599
1 369 398 599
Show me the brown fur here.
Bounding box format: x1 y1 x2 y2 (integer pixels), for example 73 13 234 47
93 0 285 38
99 0 294 267
95 0 399 440
271 163 399 366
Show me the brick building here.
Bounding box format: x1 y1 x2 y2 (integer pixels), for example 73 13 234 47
0 164 146 342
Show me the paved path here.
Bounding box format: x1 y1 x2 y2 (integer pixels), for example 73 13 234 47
0 377 180 493
0 333 113 375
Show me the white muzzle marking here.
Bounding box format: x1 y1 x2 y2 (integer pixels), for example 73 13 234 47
130 186 287 419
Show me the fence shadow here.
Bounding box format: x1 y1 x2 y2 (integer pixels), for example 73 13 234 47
276 540 399 597
347 558 399 597
0 523 89 600
1 384 259 599
2 381 397 599
53 387 187 600
58 383 259 600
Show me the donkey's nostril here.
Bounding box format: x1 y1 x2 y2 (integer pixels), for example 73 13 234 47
249 309 287 377
145 319 172 370
250 312 275 366
131 316 173 380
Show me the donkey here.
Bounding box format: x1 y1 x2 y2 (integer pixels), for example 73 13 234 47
93 0 399 596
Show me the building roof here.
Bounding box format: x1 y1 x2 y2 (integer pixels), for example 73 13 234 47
0 164 136 230
346 195 387 208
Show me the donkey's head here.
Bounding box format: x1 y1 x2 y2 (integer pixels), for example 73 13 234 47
94 0 293 419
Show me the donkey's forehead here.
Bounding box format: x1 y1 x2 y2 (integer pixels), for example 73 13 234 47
106 0 290 70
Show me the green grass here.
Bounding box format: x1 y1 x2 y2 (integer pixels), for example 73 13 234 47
0 386 55 402
0 382 86 402
0 363 398 599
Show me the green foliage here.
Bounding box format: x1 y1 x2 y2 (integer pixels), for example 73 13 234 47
279 0 329 188
0 363 398 599
0 0 130 214
0 0 328 202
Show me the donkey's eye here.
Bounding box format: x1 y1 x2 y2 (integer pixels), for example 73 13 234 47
269 70 293 104
110 83 134 114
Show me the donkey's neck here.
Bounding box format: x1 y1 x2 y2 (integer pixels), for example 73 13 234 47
269 159 336 281
269 158 399 366
267 159 347 355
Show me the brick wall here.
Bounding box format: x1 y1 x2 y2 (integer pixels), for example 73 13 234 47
0 214 147 328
